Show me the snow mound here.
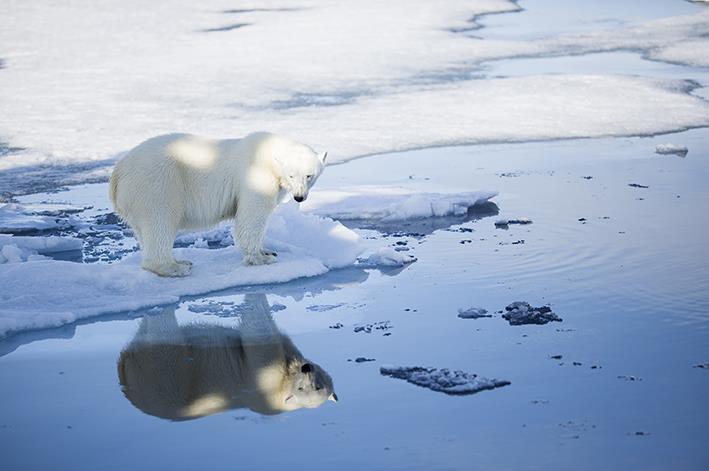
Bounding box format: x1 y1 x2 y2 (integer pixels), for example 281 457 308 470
502 301 562 325
380 365 511 395
0 235 83 263
0 207 364 339
303 187 497 221
655 143 688 157
457 307 491 319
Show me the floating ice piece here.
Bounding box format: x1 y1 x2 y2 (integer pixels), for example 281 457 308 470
457 307 491 319
693 363 709 370
628 183 649 189
380 365 511 395
303 187 497 222
358 247 417 268
502 301 562 325
655 143 688 157
495 218 532 227
353 321 392 334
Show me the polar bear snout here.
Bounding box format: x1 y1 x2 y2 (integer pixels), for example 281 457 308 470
294 195 305 203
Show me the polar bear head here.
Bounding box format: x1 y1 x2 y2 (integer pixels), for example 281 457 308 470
285 361 338 408
276 147 327 203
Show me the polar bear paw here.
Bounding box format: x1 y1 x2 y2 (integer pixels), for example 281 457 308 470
243 252 278 266
144 261 192 277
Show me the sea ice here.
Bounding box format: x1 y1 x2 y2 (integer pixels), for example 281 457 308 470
655 143 688 157
0 205 364 338
359 248 417 268
0 234 82 264
457 307 492 319
380 365 511 395
303 187 497 222
502 301 562 325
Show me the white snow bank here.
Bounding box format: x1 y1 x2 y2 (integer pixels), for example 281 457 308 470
0 203 66 233
0 206 363 338
0 235 82 263
302 187 497 221
2 1 709 193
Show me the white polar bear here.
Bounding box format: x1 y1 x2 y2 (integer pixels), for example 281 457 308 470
109 132 327 277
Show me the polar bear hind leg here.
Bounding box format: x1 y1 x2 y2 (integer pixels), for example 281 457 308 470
135 218 191 277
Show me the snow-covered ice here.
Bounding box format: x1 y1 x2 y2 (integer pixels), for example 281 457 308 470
303 187 497 221
2 1 709 196
0 205 363 338
0 234 82 263
655 143 689 157
380 365 511 395
358 248 417 268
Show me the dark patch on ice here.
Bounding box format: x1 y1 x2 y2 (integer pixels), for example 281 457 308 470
578 217 587 222
200 23 251 33
380 365 511 395
628 183 649 188
354 321 392 334
502 302 562 325
457 307 491 319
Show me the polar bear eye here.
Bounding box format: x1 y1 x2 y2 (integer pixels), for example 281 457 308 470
306 174 313 179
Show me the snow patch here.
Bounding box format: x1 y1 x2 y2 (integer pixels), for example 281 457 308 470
655 143 688 157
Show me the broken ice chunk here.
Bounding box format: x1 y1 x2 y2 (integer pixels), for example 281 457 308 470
502 301 562 325
655 143 688 157
380 365 510 395
457 307 491 319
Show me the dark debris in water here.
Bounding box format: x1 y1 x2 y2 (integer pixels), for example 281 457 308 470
354 321 392 334
502 302 562 326
628 183 649 189
349 357 376 363
380 365 510 395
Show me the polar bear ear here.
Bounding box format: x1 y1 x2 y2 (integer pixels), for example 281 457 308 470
318 151 328 164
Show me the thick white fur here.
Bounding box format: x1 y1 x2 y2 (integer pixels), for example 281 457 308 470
110 132 326 276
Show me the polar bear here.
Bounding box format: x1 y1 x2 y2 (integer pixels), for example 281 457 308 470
117 294 338 420
109 132 327 276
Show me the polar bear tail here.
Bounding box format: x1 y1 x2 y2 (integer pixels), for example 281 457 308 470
109 164 122 215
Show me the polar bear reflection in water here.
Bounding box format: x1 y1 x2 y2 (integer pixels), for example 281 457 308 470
118 294 337 420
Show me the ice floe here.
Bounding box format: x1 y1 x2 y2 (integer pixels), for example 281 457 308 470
380 365 511 395
303 187 497 222
457 307 492 319
655 143 689 157
0 206 363 338
502 301 562 325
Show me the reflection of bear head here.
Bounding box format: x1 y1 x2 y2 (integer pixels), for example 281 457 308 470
117 294 337 421
274 144 327 203
286 361 338 408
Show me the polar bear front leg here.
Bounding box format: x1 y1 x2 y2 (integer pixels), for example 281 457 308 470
234 195 277 266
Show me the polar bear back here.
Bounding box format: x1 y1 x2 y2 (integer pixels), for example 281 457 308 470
110 132 286 230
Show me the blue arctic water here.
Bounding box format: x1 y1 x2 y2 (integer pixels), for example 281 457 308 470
1 128 708 470
2 1 709 470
